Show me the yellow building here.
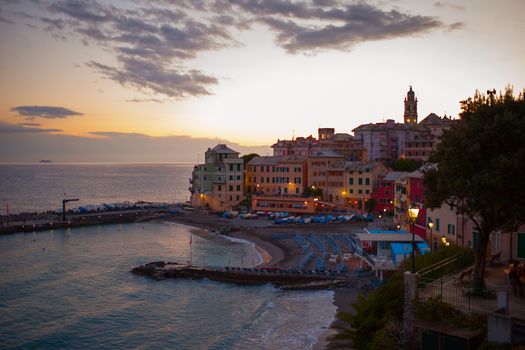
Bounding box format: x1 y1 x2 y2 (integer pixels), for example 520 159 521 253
344 161 388 210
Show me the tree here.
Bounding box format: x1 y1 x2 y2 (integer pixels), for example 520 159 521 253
241 153 259 165
423 87 525 289
304 186 323 197
365 198 377 213
388 158 423 172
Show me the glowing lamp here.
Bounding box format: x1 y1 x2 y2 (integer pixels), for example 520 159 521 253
408 203 419 223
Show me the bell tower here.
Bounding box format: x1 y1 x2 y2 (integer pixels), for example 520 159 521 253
404 86 418 125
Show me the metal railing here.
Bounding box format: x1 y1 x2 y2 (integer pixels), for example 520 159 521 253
417 254 497 314
418 277 497 315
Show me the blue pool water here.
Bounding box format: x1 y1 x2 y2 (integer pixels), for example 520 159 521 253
0 222 335 349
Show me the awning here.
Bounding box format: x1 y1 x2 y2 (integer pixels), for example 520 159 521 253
391 243 413 255
417 242 431 255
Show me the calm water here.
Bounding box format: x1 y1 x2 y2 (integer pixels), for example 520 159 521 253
0 163 194 214
0 222 335 349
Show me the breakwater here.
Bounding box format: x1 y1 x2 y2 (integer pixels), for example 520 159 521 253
132 261 371 290
0 209 171 235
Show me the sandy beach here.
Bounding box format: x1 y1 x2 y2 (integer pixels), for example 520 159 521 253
161 210 369 349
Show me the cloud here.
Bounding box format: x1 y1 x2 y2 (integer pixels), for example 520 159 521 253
0 121 62 133
0 16 15 24
13 0 461 99
126 98 166 103
446 22 464 31
434 2 465 11
18 122 42 126
11 105 84 119
252 2 445 53
87 57 218 98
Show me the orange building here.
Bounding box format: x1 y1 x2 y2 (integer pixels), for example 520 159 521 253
245 156 308 196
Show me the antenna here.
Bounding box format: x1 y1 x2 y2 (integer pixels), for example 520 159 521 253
292 129 295 140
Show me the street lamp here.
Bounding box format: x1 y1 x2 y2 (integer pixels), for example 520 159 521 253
428 221 434 252
408 202 420 273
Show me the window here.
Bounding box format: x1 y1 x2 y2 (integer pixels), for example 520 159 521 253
236 185 240 191
435 218 440 232
229 185 233 191
230 195 232 201
358 178 363 185
236 195 239 200
237 164 241 171
350 189 354 194
447 224 455 235
230 164 233 171
229 175 233 180
518 233 525 259
365 178 370 186
472 231 479 248
366 189 370 194
349 178 354 185
358 189 362 194
237 175 241 180
295 188 299 194
218 185 222 191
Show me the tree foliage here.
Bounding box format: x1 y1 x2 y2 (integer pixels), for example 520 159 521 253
365 198 377 213
423 87 525 288
388 158 423 172
304 186 323 197
241 153 259 165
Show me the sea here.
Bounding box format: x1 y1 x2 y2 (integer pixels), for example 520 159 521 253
0 163 336 349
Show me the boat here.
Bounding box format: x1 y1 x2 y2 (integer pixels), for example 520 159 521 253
39 160 52 163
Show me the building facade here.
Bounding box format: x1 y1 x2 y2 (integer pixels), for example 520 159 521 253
371 171 409 214
245 156 308 196
344 161 388 211
189 144 244 211
272 128 365 160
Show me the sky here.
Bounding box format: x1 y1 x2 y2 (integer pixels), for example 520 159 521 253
1 0 524 162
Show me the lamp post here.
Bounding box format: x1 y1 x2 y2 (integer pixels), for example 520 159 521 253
428 221 434 252
407 202 420 273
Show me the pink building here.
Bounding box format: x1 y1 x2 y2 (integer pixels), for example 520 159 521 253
371 171 408 214
272 128 365 161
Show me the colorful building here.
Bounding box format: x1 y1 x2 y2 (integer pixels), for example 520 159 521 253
189 144 244 211
307 151 346 205
353 87 457 162
344 161 388 211
245 156 308 196
272 128 365 160
406 168 427 239
371 171 409 214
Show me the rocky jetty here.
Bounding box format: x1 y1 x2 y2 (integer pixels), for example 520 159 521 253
131 261 356 288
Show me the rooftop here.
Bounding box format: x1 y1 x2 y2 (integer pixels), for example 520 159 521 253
211 144 239 154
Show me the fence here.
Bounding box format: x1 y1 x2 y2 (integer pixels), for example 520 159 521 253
417 254 497 315
418 277 497 315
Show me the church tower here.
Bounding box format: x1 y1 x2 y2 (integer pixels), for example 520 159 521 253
404 86 418 125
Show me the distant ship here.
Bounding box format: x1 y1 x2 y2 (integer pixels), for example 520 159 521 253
39 160 53 163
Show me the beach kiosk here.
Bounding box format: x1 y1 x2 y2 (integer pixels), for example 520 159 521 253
354 229 430 280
